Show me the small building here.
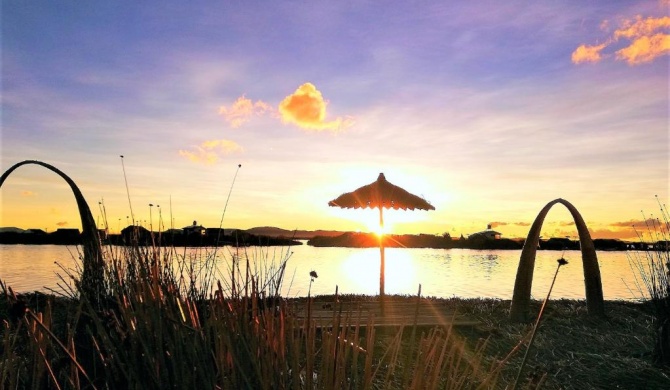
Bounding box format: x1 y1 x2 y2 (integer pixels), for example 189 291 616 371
50 228 81 245
163 228 183 236
52 228 81 239
120 225 151 245
183 221 206 236
468 224 502 241
25 229 48 236
654 240 670 251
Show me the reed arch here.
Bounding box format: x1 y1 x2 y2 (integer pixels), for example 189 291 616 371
509 198 604 322
0 160 104 305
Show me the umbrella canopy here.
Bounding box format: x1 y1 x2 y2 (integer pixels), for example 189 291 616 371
328 173 435 211
328 173 435 297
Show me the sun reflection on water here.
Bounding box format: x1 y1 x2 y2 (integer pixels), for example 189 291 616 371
341 249 418 295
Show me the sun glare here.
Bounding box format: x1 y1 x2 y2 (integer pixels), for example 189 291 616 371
368 221 392 237
341 250 417 294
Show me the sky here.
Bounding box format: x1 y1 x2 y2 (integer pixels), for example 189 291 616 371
1 1 668 240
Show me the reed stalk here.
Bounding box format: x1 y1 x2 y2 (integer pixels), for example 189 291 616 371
512 258 568 389
628 195 670 366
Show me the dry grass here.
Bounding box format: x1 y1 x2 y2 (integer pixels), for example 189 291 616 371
3 281 669 388
1 243 520 389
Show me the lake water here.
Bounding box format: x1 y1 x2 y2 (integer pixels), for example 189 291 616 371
0 243 651 301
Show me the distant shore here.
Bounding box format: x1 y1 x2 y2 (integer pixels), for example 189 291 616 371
0 226 661 251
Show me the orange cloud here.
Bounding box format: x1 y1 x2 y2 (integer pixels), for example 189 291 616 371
557 218 669 240
489 221 508 228
572 15 670 65
614 15 670 40
278 83 353 132
218 96 271 128
21 190 36 197
588 228 639 240
56 221 68 227
179 139 243 165
616 33 670 64
610 218 658 228
571 43 607 64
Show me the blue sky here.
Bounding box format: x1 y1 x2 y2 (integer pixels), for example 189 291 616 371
2 1 668 239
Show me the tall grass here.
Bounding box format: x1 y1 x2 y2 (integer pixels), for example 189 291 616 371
628 196 670 366
1 238 516 389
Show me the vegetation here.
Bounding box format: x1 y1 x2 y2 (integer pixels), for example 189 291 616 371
2 244 510 389
629 196 670 366
3 275 669 388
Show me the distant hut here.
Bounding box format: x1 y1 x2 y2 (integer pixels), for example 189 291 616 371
16 228 49 244
50 228 81 245
183 221 206 236
26 228 47 235
655 240 670 251
120 225 151 245
468 224 502 241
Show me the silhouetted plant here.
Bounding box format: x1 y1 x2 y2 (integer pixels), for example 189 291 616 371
512 257 568 389
629 196 670 366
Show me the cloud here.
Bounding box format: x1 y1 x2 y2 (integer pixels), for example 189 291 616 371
614 15 670 40
179 139 243 165
489 221 508 228
571 43 607 64
610 218 659 228
218 96 271 128
545 218 669 239
513 222 531 227
56 221 68 227
588 228 639 240
572 15 670 65
616 33 670 65
218 83 353 132
278 83 353 132
560 221 576 227
21 190 36 197
557 218 668 240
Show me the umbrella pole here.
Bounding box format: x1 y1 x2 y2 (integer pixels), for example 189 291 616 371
379 206 385 298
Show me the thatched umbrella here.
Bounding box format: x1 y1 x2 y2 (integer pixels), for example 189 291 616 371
328 173 435 296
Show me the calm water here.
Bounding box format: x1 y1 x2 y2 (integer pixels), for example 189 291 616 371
0 243 648 301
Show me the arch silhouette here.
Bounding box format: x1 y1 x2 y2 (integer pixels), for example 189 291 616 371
509 198 604 322
0 160 104 304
